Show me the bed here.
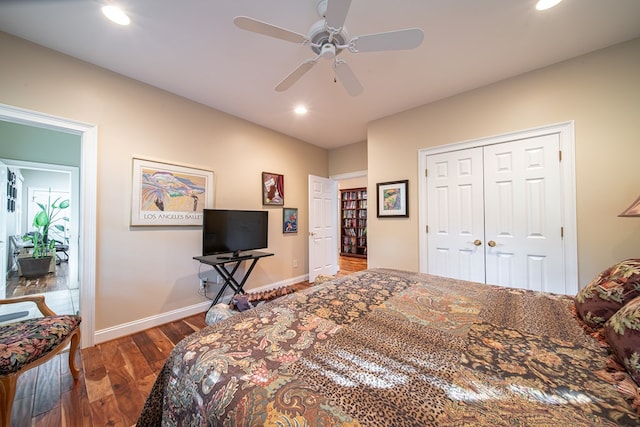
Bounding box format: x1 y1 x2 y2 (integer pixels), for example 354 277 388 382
136 268 640 426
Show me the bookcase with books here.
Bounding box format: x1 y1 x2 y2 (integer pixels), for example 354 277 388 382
340 187 367 258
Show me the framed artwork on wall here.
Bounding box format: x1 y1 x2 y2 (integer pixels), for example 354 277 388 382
283 207 298 233
130 158 214 226
376 179 408 218
262 172 284 206
6 169 16 213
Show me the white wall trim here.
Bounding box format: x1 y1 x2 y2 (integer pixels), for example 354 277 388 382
330 170 367 180
418 121 578 293
95 301 212 344
251 273 309 292
0 103 97 347
94 274 309 344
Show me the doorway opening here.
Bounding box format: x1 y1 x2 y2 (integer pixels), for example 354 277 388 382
332 170 368 271
0 103 97 348
2 160 80 317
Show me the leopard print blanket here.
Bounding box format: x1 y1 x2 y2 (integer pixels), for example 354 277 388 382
137 269 639 426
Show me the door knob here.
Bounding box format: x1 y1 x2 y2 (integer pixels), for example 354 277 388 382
473 239 482 246
488 240 496 247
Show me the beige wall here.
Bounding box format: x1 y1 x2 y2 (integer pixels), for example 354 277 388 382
367 37 640 287
338 177 367 190
3 28 638 336
0 32 328 331
329 140 367 176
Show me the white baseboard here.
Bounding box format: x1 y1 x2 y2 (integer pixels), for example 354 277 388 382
249 273 309 294
94 300 211 344
93 273 309 345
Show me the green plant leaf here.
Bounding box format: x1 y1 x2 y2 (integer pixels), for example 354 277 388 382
25 190 70 259
33 210 50 227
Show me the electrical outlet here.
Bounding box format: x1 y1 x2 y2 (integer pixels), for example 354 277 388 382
292 259 298 268
199 278 206 290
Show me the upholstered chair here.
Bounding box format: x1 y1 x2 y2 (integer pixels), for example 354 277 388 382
0 295 81 427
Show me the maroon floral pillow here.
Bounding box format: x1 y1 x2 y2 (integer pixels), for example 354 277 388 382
604 296 640 385
575 259 640 328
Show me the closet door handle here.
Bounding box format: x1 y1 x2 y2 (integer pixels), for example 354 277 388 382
488 240 496 247
473 239 482 246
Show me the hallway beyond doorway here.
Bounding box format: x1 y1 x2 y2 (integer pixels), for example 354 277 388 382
1 261 78 321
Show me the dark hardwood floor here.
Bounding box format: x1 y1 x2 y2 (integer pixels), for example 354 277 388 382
5 261 70 297
9 256 367 426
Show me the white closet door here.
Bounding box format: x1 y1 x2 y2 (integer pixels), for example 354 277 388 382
426 147 485 283
483 134 564 292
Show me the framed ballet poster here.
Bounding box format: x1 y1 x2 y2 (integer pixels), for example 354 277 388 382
130 158 214 226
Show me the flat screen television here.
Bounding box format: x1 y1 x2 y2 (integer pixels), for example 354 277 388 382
202 209 268 258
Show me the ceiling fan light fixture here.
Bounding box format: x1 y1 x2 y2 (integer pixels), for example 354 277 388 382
316 0 328 18
321 44 336 59
235 0 423 96
535 0 563 11
102 5 131 26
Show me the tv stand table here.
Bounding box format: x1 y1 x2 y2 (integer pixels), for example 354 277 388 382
193 251 274 307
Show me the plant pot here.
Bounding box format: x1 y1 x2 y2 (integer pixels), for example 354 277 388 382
17 256 54 279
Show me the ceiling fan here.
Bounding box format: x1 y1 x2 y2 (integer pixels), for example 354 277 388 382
234 0 424 96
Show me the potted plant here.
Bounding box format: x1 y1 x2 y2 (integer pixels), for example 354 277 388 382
18 191 70 278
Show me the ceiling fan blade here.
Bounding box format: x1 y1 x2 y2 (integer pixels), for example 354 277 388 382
334 61 363 96
349 28 424 53
325 0 351 30
234 16 307 44
275 60 317 92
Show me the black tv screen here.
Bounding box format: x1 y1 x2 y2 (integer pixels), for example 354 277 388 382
202 209 268 257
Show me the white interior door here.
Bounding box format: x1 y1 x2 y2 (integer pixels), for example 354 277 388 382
426 148 485 282
483 134 563 292
308 175 338 282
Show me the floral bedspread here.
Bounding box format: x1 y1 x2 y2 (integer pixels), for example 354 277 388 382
137 269 639 426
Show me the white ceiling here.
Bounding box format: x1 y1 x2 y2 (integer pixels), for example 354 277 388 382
1 0 639 149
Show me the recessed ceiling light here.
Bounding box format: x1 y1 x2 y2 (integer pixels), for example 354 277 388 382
535 0 563 11
294 105 308 115
102 5 131 26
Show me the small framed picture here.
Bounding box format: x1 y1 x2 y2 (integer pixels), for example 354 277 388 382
283 207 298 233
262 172 284 205
376 180 408 218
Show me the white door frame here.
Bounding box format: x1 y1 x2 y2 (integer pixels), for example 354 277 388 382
418 121 578 293
0 103 97 348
